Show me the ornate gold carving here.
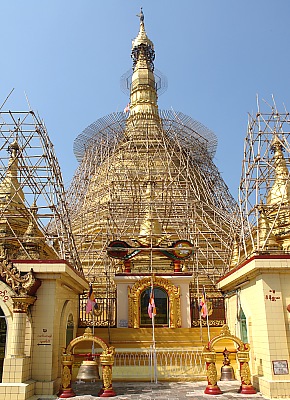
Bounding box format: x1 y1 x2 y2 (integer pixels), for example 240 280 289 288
0 259 41 296
102 365 113 390
62 365 71 389
206 324 246 351
128 276 181 328
220 324 231 337
83 327 94 338
240 362 251 385
237 350 250 362
100 346 115 366
207 362 217 386
203 351 216 364
11 295 36 313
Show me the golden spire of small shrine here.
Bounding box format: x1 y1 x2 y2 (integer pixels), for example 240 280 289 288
267 134 290 205
0 137 24 206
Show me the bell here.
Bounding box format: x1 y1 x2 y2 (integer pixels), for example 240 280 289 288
76 359 100 381
220 364 235 381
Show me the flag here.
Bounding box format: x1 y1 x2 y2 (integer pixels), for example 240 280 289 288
124 103 130 113
199 287 208 318
86 285 97 314
148 289 156 319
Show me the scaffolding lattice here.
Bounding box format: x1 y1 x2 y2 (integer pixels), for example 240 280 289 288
0 106 81 272
238 97 290 261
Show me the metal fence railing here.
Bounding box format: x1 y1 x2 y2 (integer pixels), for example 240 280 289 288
113 348 206 381
79 294 116 327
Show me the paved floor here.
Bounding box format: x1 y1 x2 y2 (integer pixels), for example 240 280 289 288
56 380 269 400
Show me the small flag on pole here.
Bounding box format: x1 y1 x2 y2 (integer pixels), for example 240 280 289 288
85 285 98 314
124 103 130 113
148 289 156 319
199 287 208 318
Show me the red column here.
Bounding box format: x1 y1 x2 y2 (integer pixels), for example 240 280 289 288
173 260 181 273
239 361 256 394
203 354 222 395
58 355 76 398
124 260 131 273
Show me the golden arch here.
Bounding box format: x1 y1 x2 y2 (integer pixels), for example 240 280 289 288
128 276 181 328
206 324 249 352
66 328 111 354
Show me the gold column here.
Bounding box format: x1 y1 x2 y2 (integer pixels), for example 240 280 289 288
99 348 116 397
203 351 222 395
58 353 76 399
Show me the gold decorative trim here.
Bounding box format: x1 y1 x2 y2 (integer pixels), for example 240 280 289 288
11 295 36 313
128 276 181 328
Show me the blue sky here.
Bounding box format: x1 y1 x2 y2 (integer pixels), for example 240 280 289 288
1 0 290 198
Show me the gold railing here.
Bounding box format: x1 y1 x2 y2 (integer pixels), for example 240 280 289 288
113 348 206 380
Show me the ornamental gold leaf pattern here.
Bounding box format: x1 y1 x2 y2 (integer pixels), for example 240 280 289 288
62 365 71 389
240 362 251 385
102 365 112 390
207 362 217 386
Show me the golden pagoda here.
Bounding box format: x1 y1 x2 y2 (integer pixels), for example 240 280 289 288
68 9 237 334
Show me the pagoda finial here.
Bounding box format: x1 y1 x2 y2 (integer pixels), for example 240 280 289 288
132 8 154 52
137 7 144 23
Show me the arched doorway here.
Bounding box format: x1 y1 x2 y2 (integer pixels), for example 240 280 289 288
140 286 169 327
0 307 7 381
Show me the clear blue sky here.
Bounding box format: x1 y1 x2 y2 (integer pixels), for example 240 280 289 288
1 0 290 198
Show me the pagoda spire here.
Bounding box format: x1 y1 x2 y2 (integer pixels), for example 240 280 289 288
266 134 290 205
0 137 25 206
127 8 160 122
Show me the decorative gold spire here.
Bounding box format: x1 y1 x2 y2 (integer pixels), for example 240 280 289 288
128 8 159 122
132 8 154 49
0 138 25 206
266 134 290 205
230 235 239 268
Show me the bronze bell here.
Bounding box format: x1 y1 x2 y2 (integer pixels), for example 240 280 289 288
220 347 235 381
76 359 100 381
220 364 235 381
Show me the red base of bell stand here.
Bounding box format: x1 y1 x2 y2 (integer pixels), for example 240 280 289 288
58 388 76 398
204 384 222 395
239 384 256 394
98 388 116 397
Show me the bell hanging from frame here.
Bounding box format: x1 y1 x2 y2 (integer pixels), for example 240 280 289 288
220 364 235 381
76 359 100 381
220 347 235 381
